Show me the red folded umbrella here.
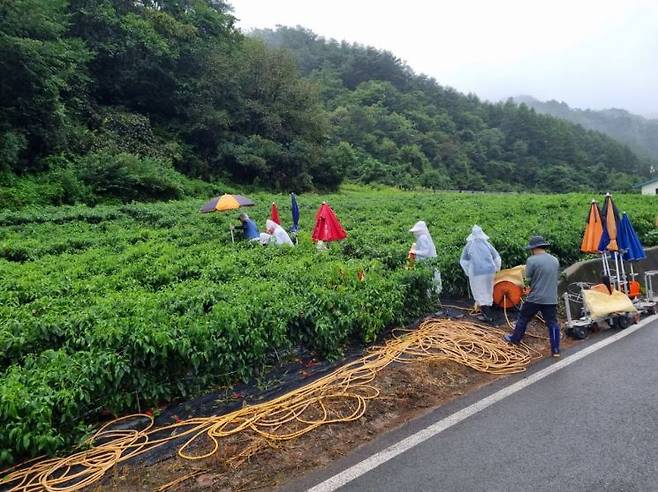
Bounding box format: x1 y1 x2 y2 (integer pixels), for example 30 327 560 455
271 202 280 225
312 202 347 242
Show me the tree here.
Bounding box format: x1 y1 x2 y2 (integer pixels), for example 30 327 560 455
420 169 452 190
0 0 90 172
1 13 653 204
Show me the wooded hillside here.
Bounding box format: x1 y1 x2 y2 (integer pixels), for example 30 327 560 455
254 27 652 192
513 95 658 162
0 2 651 209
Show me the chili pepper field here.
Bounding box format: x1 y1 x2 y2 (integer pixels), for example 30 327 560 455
1 186 656 465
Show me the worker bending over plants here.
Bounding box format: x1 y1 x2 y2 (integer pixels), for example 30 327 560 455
408 221 442 295
237 213 260 242
408 221 437 261
260 219 294 246
504 236 561 357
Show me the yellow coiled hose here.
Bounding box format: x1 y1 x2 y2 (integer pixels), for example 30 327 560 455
1 318 541 492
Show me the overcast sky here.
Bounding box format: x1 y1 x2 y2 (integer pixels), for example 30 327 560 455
232 0 658 118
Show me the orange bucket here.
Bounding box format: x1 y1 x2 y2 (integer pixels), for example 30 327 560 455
629 280 641 299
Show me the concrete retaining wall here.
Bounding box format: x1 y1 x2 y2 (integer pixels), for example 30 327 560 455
559 246 658 317
560 246 658 292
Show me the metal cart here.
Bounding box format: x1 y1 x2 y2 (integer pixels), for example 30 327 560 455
632 270 658 315
563 282 638 339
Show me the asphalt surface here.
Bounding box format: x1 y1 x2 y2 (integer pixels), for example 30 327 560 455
294 318 658 492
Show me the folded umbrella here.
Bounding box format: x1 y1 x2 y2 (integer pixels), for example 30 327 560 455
580 200 603 253
271 202 280 225
618 212 646 262
598 193 620 252
290 193 300 233
618 212 646 297
598 193 623 290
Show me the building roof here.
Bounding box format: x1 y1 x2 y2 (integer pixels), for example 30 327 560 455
634 176 658 189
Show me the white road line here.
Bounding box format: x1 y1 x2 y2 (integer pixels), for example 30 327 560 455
307 314 657 492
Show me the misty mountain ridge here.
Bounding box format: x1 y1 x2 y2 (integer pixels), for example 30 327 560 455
251 26 651 192
512 96 658 161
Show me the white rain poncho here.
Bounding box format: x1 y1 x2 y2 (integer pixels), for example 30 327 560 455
409 221 437 260
459 225 501 306
266 219 294 246
409 221 442 295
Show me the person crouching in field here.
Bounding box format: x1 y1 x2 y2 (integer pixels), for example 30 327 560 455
262 219 294 246
238 214 260 242
460 225 501 323
408 221 437 261
504 236 561 357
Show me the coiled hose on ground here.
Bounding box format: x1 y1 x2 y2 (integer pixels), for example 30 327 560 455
1 318 542 492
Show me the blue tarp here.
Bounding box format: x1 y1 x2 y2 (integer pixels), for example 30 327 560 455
618 212 646 262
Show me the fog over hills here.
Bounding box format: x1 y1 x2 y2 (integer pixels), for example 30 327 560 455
512 96 658 162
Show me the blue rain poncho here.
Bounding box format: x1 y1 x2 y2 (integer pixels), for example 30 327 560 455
460 225 501 306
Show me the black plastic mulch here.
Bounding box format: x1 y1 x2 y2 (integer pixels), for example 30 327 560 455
86 304 518 475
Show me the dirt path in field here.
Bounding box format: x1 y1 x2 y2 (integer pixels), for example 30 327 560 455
96 318 574 492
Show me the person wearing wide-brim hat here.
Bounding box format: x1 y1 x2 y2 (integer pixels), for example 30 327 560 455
504 235 561 357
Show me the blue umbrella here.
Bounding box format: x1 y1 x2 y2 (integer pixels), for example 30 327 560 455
617 212 646 296
290 193 300 233
618 212 646 262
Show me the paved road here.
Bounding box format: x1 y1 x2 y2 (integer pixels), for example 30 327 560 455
294 317 658 492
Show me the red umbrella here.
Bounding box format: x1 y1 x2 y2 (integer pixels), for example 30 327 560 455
312 202 347 242
271 202 280 225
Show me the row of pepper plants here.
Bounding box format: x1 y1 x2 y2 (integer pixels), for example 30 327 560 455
0 187 656 464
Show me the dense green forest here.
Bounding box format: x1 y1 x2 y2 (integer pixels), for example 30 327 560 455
1 0 329 208
0 1 652 209
513 96 658 162
253 27 653 192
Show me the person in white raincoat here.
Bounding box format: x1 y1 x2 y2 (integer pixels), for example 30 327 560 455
460 225 501 321
409 221 442 295
409 221 437 260
265 219 294 246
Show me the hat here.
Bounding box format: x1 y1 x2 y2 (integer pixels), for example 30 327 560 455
466 225 489 242
409 221 429 234
527 235 550 250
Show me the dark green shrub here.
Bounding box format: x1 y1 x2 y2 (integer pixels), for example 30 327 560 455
76 152 186 202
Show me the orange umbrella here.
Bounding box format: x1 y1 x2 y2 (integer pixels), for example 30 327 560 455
580 200 603 253
200 194 254 213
